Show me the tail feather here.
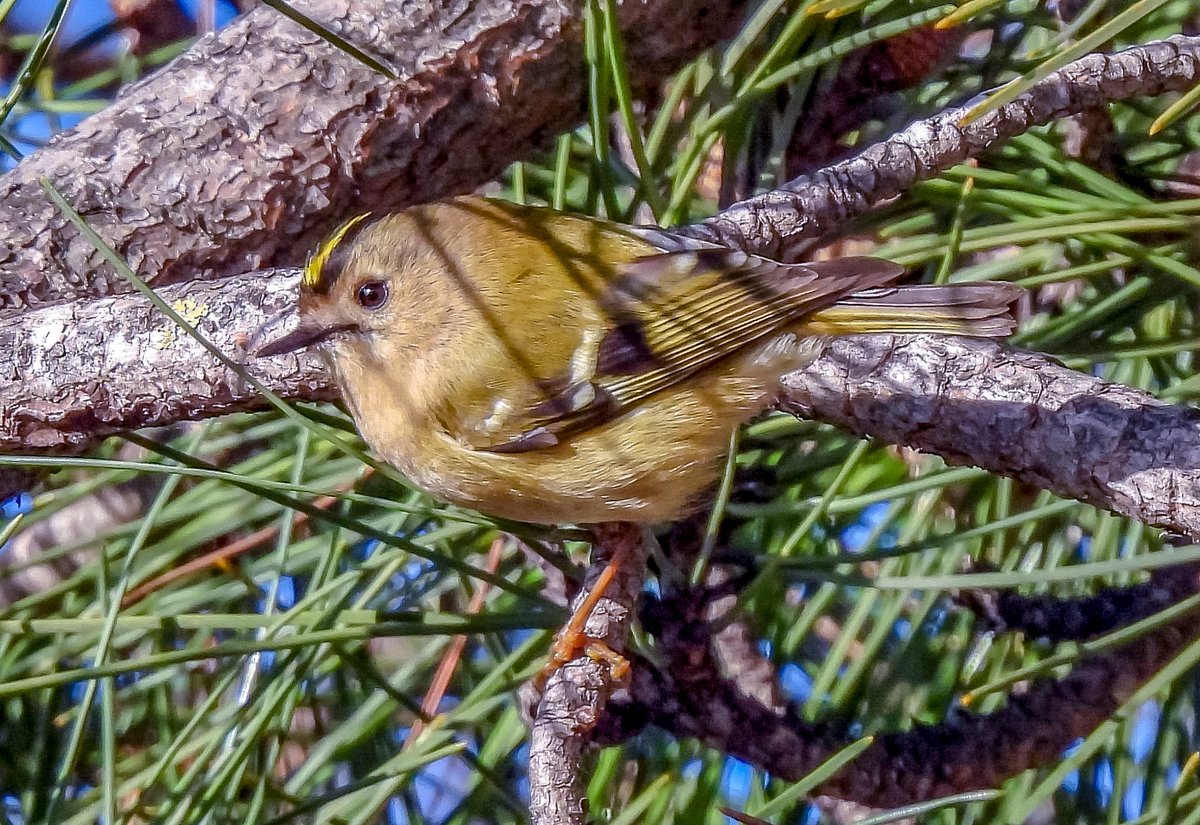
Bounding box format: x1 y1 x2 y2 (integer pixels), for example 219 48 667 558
801 282 1022 338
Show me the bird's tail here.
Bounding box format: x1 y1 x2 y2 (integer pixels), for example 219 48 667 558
801 282 1023 338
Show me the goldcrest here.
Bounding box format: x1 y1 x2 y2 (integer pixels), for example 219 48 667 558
259 196 1020 524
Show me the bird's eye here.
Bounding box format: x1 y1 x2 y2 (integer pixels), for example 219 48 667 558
356 280 389 310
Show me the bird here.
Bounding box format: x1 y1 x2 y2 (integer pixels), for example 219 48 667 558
258 195 1019 525
256 195 1021 675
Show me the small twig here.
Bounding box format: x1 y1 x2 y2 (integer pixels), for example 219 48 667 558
663 524 785 710
109 0 194 57
0 478 157 606
528 522 647 825
952 560 1200 641
719 807 773 825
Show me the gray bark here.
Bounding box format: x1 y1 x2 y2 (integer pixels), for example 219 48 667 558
528 523 646 825
676 34 1200 259
2 269 329 456
782 335 1200 540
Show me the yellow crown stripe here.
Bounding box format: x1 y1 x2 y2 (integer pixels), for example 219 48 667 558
304 212 374 289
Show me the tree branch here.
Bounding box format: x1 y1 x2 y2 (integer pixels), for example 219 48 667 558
954 557 1200 641
1 270 329 458
779 335 1200 540
676 34 1200 259
528 523 646 825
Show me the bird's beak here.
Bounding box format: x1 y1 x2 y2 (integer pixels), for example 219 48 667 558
255 322 356 358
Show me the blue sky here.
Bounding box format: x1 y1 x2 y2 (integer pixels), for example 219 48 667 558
1 0 240 165
8 0 240 37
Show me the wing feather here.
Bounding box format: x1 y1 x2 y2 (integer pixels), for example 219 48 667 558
475 250 905 452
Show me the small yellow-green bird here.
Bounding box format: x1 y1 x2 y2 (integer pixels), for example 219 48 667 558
258 196 1020 525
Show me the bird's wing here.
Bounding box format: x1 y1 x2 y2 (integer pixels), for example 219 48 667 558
462 250 905 453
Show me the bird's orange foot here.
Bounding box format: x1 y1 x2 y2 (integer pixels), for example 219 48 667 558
536 633 630 688
583 639 630 681
536 555 631 686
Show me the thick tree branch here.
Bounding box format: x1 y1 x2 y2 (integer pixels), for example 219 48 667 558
1 270 329 458
780 335 1200 540
0 0 744 311
676 34 1200 259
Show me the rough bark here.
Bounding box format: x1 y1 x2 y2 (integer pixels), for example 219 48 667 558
0 0 744 312
1 269 330 458
780 335 1200 540
528 523 646 825
677 34 1200 260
